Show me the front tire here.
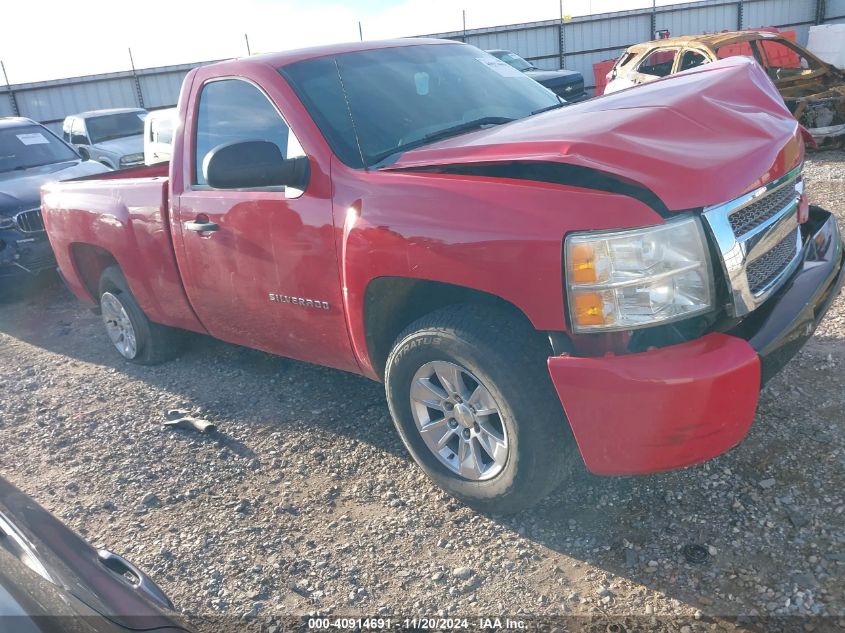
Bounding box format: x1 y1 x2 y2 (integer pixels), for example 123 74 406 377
384 304 575 514
98 266 184 364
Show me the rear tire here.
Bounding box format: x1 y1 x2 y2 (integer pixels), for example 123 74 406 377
384 304 575 514
98 266 184 364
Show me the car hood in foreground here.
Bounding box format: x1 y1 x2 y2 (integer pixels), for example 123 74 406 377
0 160 111 216
385 57 803 212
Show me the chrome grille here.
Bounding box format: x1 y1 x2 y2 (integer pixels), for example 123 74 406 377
747 227 799 295
728 184 797 236
15 209 45 233
702 165 804 317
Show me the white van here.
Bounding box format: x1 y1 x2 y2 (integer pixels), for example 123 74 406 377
143 108 177 165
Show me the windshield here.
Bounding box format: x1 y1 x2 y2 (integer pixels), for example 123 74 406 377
0 124 79 173
86 112 145 144
280 43 559 167
490 50 534 71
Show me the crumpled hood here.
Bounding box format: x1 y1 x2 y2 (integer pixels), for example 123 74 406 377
386 57 804 211
94 135 143 157
0 160 110 216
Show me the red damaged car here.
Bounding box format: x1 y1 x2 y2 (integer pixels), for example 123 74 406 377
41 40 843 512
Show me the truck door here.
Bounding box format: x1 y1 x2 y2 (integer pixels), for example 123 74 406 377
173 74 358 373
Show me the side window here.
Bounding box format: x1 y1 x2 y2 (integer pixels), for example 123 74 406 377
194 78 301 186
70 119 88 145
755 39 817 77
614 51 637 71
637 49 678 77
62 120 72 142
679 50 708 72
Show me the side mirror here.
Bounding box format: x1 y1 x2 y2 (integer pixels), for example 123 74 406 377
203 140 310 190
78 146 90 161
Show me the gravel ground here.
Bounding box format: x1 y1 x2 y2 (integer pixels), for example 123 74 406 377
0 152 843 632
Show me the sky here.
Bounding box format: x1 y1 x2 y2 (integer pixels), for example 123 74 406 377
2 0 686 85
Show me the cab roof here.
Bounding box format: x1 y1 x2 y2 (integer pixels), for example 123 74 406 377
70 107 147 119
206 38 458 72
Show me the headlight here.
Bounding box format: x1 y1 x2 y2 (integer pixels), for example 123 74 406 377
0 215 15 230
565 217 713 332
119 153 144 166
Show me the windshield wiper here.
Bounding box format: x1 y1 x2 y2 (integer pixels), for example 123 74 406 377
370 116 516 167
422 116 516 143
531 102 565 115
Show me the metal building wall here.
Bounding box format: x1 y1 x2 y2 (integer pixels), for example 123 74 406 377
825 0 845 23
424 0 834 93
0 61 215 132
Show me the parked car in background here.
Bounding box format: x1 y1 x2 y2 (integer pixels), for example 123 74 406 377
144 108 177 165
604 31 845 146
62 108 147 169
0 475 189 631
0 117 109 291
42 41 842 513
487 49 587 101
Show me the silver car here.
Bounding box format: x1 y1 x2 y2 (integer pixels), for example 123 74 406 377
62 108 147 169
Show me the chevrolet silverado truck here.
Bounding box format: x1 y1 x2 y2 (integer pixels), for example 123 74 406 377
41 40 844 513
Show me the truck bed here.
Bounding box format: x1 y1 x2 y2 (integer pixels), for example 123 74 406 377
40 164 205 333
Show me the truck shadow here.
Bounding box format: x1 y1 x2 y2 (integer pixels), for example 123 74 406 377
2 285 843 617
0 282 403 460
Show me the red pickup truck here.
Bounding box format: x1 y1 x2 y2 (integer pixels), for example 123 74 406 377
42 40 843 512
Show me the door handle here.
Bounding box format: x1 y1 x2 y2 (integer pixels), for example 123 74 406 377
185 219 219 232
97 549 174 610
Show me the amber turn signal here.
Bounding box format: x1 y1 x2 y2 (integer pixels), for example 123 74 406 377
572 292 607 327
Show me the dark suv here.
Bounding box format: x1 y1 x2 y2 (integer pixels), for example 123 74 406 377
0 117 109 290
487 49 587 101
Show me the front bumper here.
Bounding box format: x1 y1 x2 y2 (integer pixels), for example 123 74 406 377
0 228 55 280
548 206 843 475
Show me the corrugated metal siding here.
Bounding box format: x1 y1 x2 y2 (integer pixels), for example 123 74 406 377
564 15 651 54
825 0 845 19
742 0 815 28
0 93 15 118
15 78 138 123
0 61 213 129
469 25 560 63
658 3 740 34
138 71 191 109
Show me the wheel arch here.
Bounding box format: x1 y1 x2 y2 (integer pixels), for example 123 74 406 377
363 276 553 380
68 243 119 303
